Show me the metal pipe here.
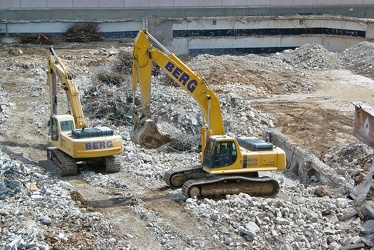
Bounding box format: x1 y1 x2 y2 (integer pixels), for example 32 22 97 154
207 95 211 130
145 30 171 56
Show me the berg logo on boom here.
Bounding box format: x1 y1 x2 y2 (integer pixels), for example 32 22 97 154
164 62 197 93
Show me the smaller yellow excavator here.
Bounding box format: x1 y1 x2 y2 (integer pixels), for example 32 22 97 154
131 29 287 198
47 47 123 176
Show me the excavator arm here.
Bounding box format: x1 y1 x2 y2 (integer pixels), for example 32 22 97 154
131 29 224 150
47 47 87 129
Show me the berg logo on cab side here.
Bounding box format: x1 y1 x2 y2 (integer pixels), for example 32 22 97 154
164 61 197 93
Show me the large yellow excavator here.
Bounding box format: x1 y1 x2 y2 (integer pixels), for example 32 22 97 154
47 47 123 176
131 29 286 198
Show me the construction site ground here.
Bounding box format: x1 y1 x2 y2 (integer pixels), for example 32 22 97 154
0 40 374 249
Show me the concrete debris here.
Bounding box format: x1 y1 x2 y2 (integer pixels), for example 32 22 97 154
339 209 358 221
339 41 374 79
184 191 367 249
362 220 374 234
278 43 342 70
0 152 130 248
350 163 374 205
360 201 374 219
315 186 329 197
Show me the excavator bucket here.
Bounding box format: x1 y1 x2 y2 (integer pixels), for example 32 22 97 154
130 119 174 149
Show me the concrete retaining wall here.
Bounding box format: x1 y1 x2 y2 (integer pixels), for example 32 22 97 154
265 129 353 191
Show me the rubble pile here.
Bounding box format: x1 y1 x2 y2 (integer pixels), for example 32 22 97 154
184 189 371 249
0 149 129 249
324 142 374 199
187 45 329 97
188 53 300 95
83 87 132 125
325 143 374 177
339 41 374 78
277 43 342 70
122 141 374 249
94 49 133 86
82 48 134 125
111 49 133 75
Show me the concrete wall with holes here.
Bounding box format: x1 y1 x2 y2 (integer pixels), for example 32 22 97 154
1 15 374 56
166 16 374 54
0 19 144 39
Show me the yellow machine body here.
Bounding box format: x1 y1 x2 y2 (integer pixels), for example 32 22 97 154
47 48 123 175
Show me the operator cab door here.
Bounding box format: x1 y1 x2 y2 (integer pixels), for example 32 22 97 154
50 116 59 141
50 116 75 141
203 139 237 169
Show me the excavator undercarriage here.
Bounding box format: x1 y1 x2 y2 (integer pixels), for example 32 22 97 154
47 147 122 176
164 166 280 198
47 147 78 176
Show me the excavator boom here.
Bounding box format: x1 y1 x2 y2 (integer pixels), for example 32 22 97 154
131 29 224 150
48 47 87 129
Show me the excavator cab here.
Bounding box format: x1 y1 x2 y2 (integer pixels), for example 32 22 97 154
202 135 286 175
50 115 75 140
202 137 238 170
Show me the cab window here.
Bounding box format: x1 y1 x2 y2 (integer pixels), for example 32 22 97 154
213 141 237 168
60 120 74 131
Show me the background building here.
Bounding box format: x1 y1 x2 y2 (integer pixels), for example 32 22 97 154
1 0 374 55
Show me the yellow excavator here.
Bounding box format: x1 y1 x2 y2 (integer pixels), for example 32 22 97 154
131 29 286 198
47 47 123 176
